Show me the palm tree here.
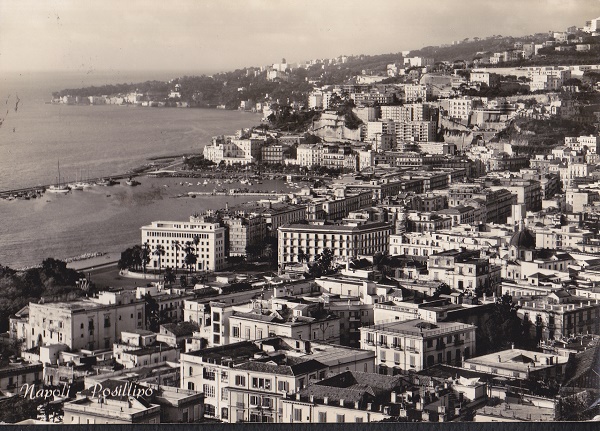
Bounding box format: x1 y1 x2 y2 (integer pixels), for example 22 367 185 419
172 240 181 275
141 242 151 276
183 241 197 274
193 234 200 255
153 244 165 275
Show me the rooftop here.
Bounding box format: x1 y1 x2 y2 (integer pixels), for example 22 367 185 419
464 348 568 373
363 319 475 337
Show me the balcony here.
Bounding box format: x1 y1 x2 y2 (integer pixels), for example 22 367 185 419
454 339 464 346
436 343 446 351
392 344 403 351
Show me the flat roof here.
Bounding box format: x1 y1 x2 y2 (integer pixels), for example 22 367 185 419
363 319 475 337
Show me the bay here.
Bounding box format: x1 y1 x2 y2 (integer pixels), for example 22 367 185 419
0 71 269 268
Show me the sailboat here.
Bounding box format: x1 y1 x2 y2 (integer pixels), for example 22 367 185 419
47 160 71 193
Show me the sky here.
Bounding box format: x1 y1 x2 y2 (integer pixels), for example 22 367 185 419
1 0 599 74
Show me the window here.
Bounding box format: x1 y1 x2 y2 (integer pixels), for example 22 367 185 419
188 382 195 390
356 417 363 423
203 384 215 398
409 355 415 367
293 408 302 422
232 327 240 338
221 408 228 420
380 350 386 361
235 375 246 386
189 367 193 376
318 412 327 423
336 414 345 423
252 377 271 389
278 381 289 392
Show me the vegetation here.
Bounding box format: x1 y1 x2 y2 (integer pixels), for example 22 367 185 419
0 395 45 423
477 294 538 354
0 259 86 332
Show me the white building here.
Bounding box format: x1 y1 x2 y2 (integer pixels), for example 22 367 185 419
360 319 476 374
141 216 226 272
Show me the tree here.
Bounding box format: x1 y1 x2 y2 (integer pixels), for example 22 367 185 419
143 293 160 332
153 244 165 275
164 266 176 284
172 240 181 274
183 241 197 273
141 242 151 275
297 248 309 263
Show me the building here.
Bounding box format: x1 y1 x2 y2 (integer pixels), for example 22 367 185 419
380 104 431 123
463 347 568 380
446 98 473 121
262 145 285 164
0 361 43 393
514 294 600 340
18 291 145 351
179 337 375 422
427 250 499 294
222 213 266 257
395 121 437 142
141 216 226 272
360 319 476 374
278 220 392 267
280 371 407 423
404 85 432 102
64 395 161 424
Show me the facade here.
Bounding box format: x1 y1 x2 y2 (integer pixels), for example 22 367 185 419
278 220 392 267
446 98 473 121
395 121 436 142
179 337 375 422
404 85 432 102
141 216 226 272
360 319 476 374
427 250 499 294
20 291 145 351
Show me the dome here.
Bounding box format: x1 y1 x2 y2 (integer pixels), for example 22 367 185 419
509 227 536 249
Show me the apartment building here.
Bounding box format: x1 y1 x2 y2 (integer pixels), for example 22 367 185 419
222 213 266 257
514 294 600 340
534 224 593 251
380 104 430 123
203 137 263 165
446 98 472 121
179 337 375 422
296 143 324 167
404 85 432 102
360 319 476 374
395 121 436 142
278 220 392 267
280 371 406 423
262 144 285 164
427 250 499 294
18 290 146 351
141 216 226 272
447 185 515 223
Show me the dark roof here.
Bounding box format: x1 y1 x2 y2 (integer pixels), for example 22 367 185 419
234 358 327 376
563 346 600 388
160 321 200 337
509 227 536 249
298 371 407 404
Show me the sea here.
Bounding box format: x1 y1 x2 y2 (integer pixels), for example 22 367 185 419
0 70 285 269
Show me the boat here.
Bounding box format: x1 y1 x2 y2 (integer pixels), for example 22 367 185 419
97 178 118 186
125 177 140 186
47 160 70 193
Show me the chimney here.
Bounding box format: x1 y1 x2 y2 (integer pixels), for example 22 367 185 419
511 343 514 350
391 391 397 403
323 397 328 405
309 395 314 403
296 393 301 400
498 355 501 363
367 402 372 411
354 401 359 409
340 399 345 407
